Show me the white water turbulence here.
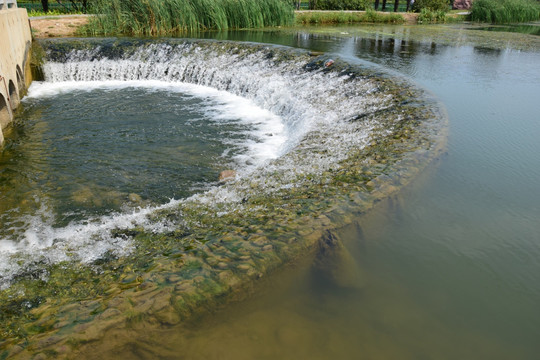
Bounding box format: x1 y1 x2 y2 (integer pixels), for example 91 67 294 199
0 38 414 288
0 200 179 290
1 79 286 289
26 80 287 169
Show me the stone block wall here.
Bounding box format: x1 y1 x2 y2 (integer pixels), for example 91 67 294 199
0 7 32 145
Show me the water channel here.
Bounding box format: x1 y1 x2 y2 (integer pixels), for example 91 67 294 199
1 23 539 358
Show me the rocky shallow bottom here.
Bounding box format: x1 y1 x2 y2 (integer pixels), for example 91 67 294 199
0 39 447 358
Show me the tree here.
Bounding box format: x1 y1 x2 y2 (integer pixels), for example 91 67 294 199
40 0 90 14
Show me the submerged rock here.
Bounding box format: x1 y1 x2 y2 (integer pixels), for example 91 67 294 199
314 230 366 289
218 170 237 182
128 193 143 204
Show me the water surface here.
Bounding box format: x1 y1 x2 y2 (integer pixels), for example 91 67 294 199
147 24 540 360
3 24 540 358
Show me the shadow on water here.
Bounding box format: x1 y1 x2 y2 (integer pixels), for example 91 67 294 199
468 24 540 36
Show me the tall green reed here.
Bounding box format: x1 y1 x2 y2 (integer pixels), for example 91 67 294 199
295 9 404 24
85 0 294 36
470 0 540 24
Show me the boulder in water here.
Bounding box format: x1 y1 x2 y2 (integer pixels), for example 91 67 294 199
314 230 366 289
219 170 237 182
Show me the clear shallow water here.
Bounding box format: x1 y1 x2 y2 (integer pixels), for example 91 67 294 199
3 85 236 223
0 80 285 285
115 26 540 359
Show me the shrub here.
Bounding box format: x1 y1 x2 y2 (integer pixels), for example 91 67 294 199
295 8 404 23
417 8 448 23
363 8 404 22
312 0 371 11
470 0 540 23
412 0 450 12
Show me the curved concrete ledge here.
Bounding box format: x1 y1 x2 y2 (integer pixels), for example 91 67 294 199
0 7 32 145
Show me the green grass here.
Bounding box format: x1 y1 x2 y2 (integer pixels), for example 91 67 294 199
84 0 294 36
27 9 84 17
417 8 463 23
470 0 540 23
295 9 404 24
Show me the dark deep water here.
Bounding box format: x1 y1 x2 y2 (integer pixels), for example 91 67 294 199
3 83 281 218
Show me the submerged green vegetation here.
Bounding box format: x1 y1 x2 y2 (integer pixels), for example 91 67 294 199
470 0 540 24
295 9 405 24
84 0 294 35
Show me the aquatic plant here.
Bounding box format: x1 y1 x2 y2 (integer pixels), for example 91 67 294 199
295 9 404 24
470 0 540 24
84 0 294 35
27 9 84 16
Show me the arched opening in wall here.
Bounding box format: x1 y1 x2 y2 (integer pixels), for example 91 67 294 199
0 94 11 129
16 65 25 96
8 80 19 110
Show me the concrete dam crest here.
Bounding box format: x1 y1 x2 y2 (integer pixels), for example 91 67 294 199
0 1 32 145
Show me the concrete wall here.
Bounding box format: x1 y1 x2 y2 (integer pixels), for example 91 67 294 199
0 6 32 145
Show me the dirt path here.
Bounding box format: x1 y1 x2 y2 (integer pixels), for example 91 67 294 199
30 15 90 38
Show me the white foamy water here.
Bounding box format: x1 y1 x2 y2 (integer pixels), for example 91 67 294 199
0 40 398 288
0 198 182 289
25 80 287 169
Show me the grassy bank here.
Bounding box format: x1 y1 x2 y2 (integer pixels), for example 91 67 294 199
417 9 465 24
470 0 540 23
295 9 405 24
85 0 294 36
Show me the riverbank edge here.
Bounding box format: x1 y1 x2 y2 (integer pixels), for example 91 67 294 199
0 8 33 146
28 10 467 38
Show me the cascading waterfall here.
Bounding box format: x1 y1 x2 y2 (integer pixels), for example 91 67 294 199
0 38 445 351
42 39 392 165
1 39 402 287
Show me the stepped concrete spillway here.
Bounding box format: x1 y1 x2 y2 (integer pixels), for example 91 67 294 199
0 2 32 145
